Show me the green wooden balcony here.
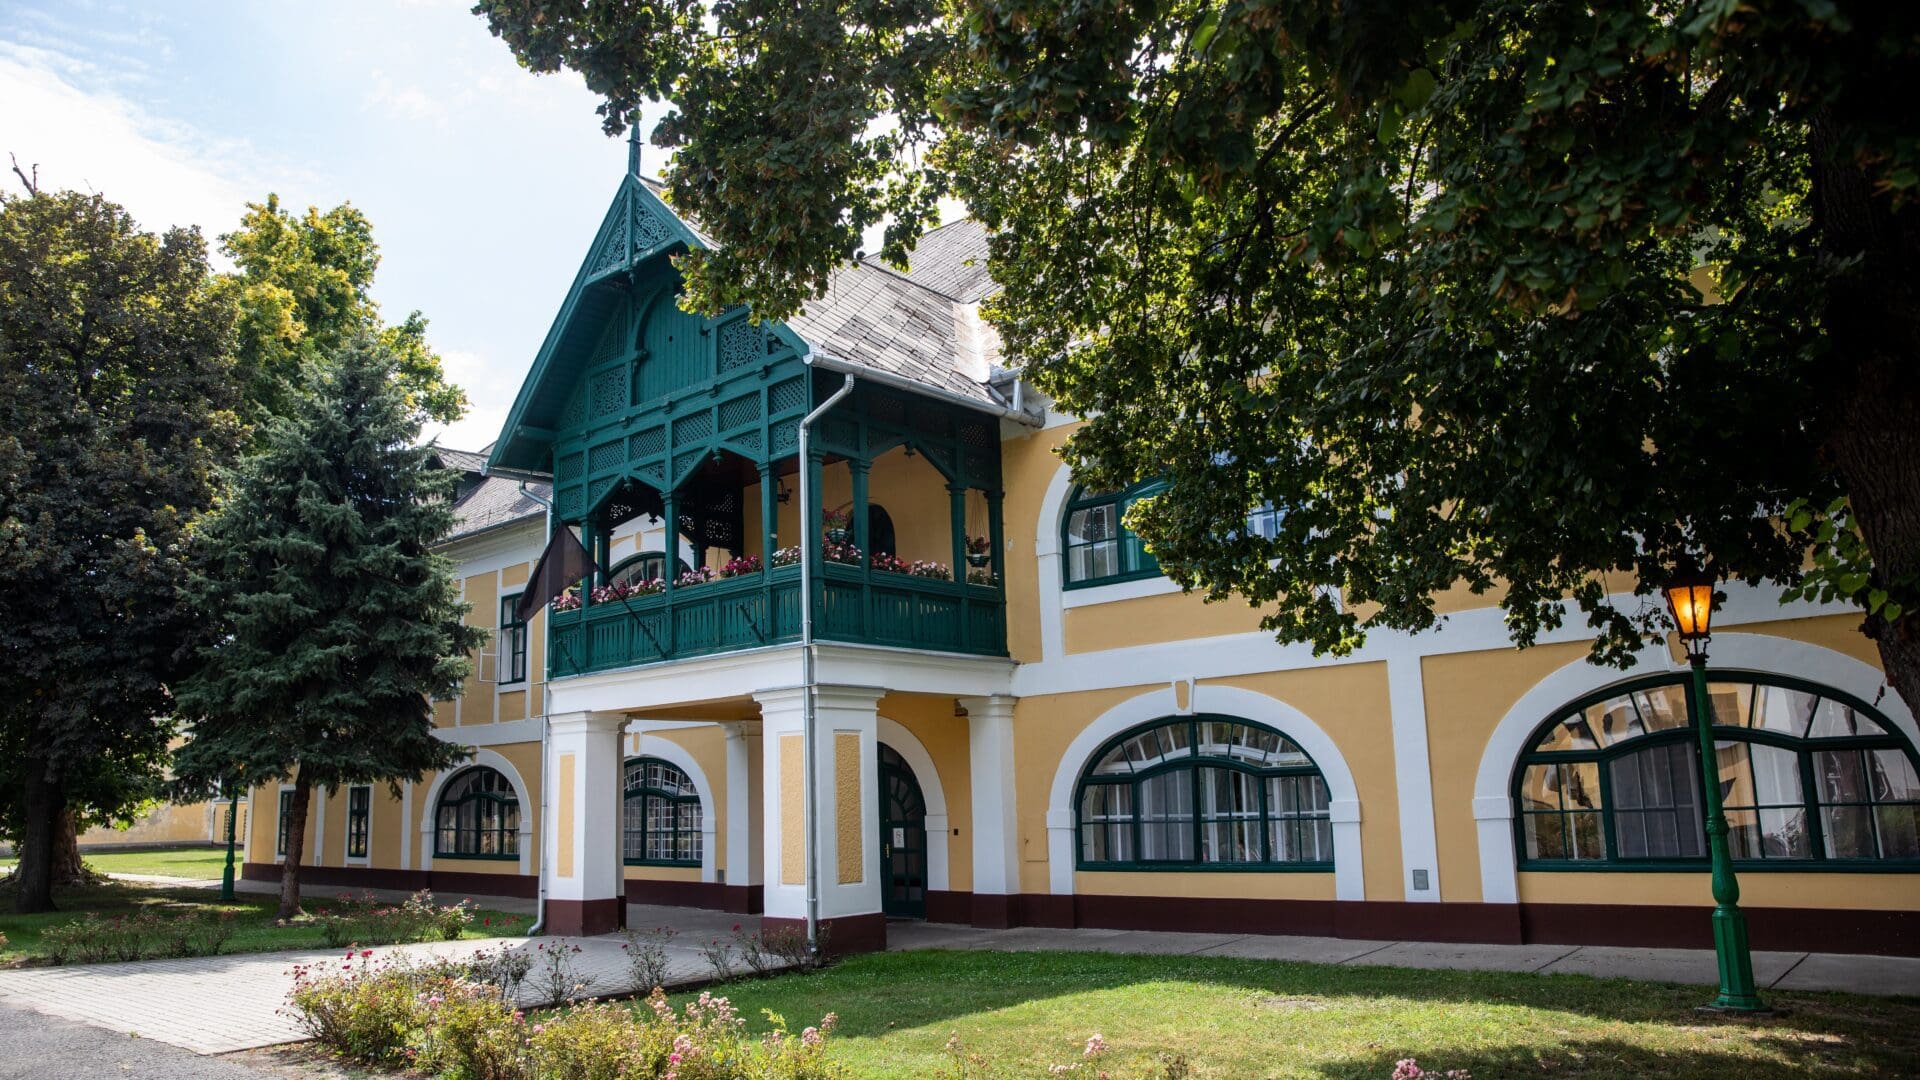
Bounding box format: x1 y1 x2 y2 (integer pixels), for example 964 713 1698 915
547 562 1006 677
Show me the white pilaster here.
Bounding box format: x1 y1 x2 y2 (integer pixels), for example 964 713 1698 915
721 723 762 890
1385 656 1443 900
544 710 626 932
959 695 1020 897
754 685 884 923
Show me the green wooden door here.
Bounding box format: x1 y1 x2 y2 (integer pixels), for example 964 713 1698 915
878 744 928 919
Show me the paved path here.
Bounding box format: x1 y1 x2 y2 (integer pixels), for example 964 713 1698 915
0 928 715 1056
883 921 1920 997
0 1000 274 1080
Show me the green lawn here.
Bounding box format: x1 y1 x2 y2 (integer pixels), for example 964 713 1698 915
0 845 231 880
667 950 1920 1078
0 879 530 965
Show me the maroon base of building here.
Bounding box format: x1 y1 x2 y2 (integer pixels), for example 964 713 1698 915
761 913 888 956
1000 893 1919 957
241 863 1917 956
241 861 538 899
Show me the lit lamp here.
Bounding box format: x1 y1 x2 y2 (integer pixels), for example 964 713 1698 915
1660 562 1765 1012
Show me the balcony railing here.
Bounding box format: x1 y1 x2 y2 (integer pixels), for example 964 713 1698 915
547 563 1005 677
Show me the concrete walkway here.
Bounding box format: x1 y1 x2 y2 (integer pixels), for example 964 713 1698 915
882 920 1920 997
2 896 1916 1058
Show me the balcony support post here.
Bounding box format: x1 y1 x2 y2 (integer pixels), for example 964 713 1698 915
759 459 778 630
851 457 871 638
660 488 677 659
949 482 969 651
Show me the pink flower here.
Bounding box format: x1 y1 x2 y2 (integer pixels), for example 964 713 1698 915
802 1026 822 1047
1392 1061 1426 1080
1084 1034 1108 1058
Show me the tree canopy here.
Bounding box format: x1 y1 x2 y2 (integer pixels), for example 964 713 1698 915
475 1 1920 706
219 195 468 427
0 187 243 911
172 334 481 917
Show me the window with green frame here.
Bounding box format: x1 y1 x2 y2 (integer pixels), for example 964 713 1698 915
498 595 527 685
276 789 295 857
1514 673 1920 869
623 757 703 866
434 767 520 859
1076 715 1333 869
347 785 371 859
1062 480 1166 588
609 551 690 586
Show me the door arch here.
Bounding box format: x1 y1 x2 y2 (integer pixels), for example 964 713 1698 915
878 742 928 918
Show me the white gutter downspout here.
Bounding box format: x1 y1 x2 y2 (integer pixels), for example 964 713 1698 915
796 371 856 955
517 479 555 937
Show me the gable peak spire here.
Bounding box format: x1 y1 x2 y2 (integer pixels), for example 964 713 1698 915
626 111 642 177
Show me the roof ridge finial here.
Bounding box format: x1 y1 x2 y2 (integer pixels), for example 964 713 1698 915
626 110 642 177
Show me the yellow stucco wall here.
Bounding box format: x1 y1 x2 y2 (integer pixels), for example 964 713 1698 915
881 692 975 893
835 732 862 883
780 733 804 885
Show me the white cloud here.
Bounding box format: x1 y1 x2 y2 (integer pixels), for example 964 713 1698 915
0 42 269 243
420 348 516 452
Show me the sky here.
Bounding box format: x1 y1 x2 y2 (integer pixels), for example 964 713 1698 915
0 0 676 451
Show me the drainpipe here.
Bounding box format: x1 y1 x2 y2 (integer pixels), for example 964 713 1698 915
519 479 555 937
797 372 856 954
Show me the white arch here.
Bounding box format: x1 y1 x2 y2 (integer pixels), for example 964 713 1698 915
876 715 951 892
418 748 535 876
1470 632 1913 904
1032 461 1076 660
627 733 720 884
1044 683 1365 901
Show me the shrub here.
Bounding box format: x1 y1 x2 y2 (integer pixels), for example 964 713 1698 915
316 889 474 948
531 941 596 1006
286 951 423 1067
39 909 242 965
620 925 677 992
700 935 739 981
417 979 524 1080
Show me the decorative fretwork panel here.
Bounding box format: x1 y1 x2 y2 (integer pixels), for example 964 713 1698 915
628 426 665 459
672 411 713 445
718 319 765 371
590 368 627 418
588 440 625 473
768 377 806 414
717 395 758 431
632 199 674 255
556 453 585 483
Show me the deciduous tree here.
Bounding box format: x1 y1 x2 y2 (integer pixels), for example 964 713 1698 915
219 195 468 427
474 1 1920 705
172 335 481 919
0 186 241 912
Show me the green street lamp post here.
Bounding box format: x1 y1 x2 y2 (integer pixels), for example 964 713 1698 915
221 778 239 902
1661 564 1765 1012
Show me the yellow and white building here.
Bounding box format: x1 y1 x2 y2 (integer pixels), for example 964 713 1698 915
242 165 1920 956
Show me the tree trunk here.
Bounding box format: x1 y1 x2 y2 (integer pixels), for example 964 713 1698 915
51 809 89 886
14 756 62 914
278 775 312 921
1811 108 1920 720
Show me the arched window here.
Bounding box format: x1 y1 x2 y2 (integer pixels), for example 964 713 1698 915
1062 479 1166 588
624 758 703 866
435 767 519 859
1076 716 1332 869
610 551 690 586
868 504 897 558
1515 673 1920 868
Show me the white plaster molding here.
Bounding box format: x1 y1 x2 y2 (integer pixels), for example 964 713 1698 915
1468 632 1912 906
626 732 720 884
1043 683 1366 901
417 747 537 876
433 716 544 748
1385 655 1442 901
959 694 1021 896
1059 575 1186 609
876 715 951 891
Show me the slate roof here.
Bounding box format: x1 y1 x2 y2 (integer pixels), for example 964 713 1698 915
433 448 546 542
639 179 1006 408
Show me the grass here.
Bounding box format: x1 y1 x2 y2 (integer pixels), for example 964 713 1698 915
0 879 531 966
661 949 1920 1078
0 844 231 880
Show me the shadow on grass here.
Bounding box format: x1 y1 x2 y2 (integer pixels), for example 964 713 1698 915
667 949 1920 1078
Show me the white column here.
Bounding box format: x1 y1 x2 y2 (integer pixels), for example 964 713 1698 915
721 723 762 897
960 695 1020 923
1474 795 1518 904
545 710 626 935
755 686 884 938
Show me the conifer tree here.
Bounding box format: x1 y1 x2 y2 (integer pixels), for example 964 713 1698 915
173 334 481 919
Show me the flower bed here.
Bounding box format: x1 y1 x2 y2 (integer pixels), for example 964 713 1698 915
288 949 847 1078
315 890 479 948
870 554 952 580
40 909 239 964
